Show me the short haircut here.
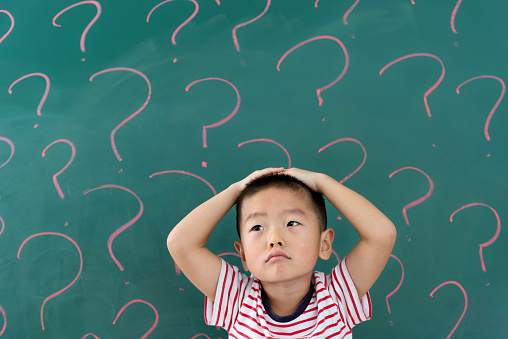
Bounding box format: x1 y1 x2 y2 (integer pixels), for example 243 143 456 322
235 173 327 238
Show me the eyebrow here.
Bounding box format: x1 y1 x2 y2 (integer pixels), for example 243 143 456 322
244 208 306 222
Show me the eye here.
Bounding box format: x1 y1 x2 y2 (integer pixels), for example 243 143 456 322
251 225 264 231
287 221 300 227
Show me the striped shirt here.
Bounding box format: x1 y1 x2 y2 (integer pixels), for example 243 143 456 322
205 257 372 338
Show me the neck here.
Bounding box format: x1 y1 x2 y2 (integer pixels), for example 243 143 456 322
261 273 313 317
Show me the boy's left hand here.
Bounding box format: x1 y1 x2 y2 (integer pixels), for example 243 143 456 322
284 168 322 192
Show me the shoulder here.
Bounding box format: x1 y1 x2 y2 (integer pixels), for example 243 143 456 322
217 258 258 294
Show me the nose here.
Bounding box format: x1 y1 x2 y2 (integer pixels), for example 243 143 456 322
269 227 285 248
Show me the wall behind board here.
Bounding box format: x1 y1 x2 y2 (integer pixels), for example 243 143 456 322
0 0 506 338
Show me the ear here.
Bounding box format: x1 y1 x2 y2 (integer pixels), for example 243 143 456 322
234 241 250 272
318 228 335 260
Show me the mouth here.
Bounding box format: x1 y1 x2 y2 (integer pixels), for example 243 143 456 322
266 251 290 262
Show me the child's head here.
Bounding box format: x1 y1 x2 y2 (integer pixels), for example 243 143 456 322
236 173 327 238
233 172 334 283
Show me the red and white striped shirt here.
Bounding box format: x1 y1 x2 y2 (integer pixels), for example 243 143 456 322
205 257 372 338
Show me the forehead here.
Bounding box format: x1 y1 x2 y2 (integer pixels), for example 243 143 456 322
241 186 314 220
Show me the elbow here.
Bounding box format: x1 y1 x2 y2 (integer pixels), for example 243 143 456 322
166 231 180 256
371 221 397 250
385 221 397 250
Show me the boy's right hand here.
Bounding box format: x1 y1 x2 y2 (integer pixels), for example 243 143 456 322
236 167 285 192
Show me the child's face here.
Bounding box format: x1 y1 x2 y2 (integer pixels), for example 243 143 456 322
234 186 334 285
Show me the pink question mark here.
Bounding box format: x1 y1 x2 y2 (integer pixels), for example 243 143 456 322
318 138 366 184
186 78 240 166
113 299 159 339
342 0 360 25
191 334 211 339
83 185 144 272
42 139 76 199
232 0 271 52
150 170 216 275
17 232 83 330
313 0 360 25
430 281 468 339
277 35 349 107
450 203 501 272
0 10 14 44
0 137 14 170
332 250 340 264
238 138 291 169
385 254 404 325
147 0 199 49
52 1 102 61
8 73 50 128
0 304 5 336
389 167 434 226
0 136 14 202
218 252 241 263
90 67 152 162
456 75 505 143
380 53 445 118
450 0 463 34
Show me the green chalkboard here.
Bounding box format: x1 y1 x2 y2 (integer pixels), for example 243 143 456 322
0 0 507 338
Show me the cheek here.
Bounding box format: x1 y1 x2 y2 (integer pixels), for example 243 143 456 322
242 238 263 259
294 232 321 253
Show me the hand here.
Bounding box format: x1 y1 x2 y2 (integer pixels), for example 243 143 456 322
283 167 322 192
236 167 285 192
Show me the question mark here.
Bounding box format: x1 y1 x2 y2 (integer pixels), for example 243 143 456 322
456 75 505 142
389 166 434 226
191 334 211 339
42 139 76 199
232 0 271 52
313 0 360 24
83 185 144 272
52 1 102 61
238 138 291 169
0 10 14 45
450 0 463 34
113 299 159 339
342 0 360 25
0 137 14 170
147 0 199 47
277 35 349 107
17 232 83 330
429 281 468 339
0 304 5 336
385 254 404 325
81 334 100 339
90 67 152 162
8 73 50 128
318 137 366 220
318 138 366 184
450 203 501 272
380 53 445 118
81 300 158 339
0 137 14 202
186 78 240 166
150 170 216 275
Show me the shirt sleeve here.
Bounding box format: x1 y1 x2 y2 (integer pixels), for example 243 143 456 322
204 258 251 332
329 257 372 329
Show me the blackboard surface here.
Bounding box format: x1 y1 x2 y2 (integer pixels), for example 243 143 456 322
0 0 506 338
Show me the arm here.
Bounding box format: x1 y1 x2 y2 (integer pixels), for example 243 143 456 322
285 168 397 299
167 168 284 301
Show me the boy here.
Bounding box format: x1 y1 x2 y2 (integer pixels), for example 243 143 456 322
167 167 397 338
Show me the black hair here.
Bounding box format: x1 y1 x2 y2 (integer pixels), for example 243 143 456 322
235 173 327 238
